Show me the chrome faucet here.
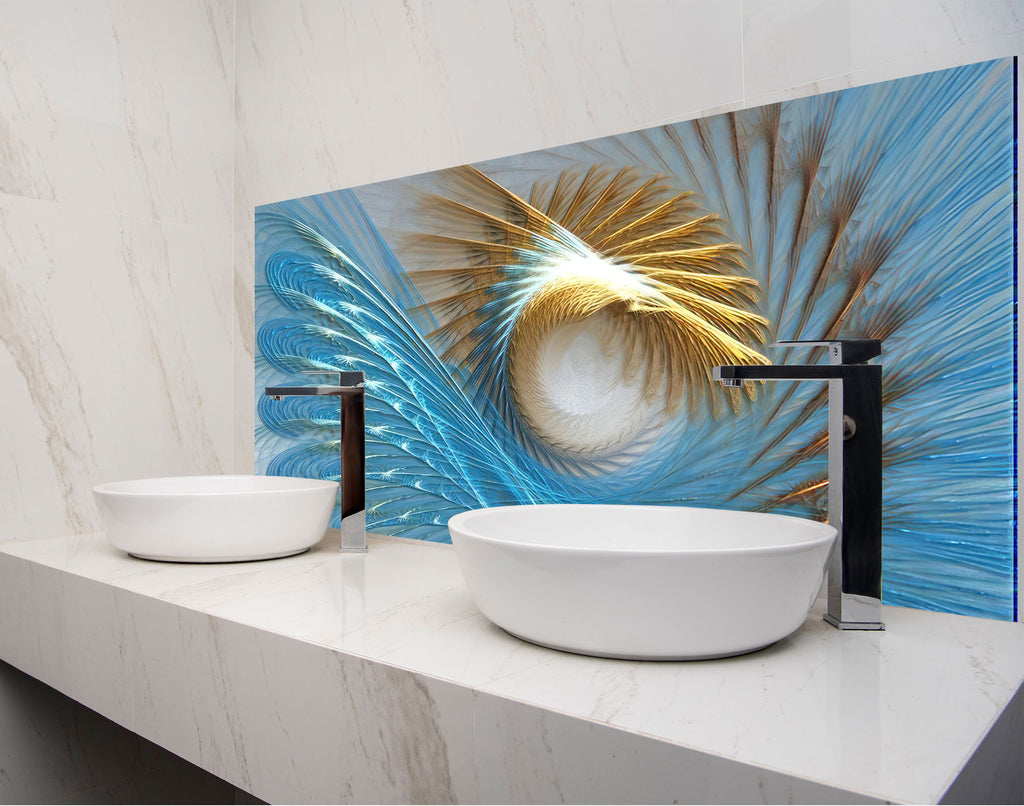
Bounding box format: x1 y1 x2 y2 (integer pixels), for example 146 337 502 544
713 339 884 630
264 371 367 553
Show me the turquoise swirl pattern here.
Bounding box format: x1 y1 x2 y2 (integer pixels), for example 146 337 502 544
256 59 1017 620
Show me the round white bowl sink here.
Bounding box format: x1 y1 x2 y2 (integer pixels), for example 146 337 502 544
448 504 837 661
93 475 338 562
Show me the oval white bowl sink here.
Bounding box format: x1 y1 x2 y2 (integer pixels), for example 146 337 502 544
93 475 338 562
448 504 837 660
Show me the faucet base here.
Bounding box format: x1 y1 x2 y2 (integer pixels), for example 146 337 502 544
338 510 368 553
823 614 886 631
324 526 368 553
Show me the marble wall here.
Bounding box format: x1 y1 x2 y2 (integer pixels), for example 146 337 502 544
0 0 236 543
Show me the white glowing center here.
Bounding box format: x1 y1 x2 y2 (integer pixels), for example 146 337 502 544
522 310 665 455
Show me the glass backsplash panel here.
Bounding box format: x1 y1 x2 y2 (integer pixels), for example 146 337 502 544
256 58 1017 620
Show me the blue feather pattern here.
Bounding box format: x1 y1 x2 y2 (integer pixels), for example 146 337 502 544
256 59 1016 618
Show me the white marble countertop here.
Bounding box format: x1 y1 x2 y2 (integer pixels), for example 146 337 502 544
1 531 1022 804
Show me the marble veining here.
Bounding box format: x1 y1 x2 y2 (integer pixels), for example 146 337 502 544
0 0 233 226
0 0 235 544
0 199 99 538
0 658 236 804
0 197 234 540
741 0 1024 107
0 532 1021 803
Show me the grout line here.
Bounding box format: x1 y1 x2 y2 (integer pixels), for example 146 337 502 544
230 0 239 476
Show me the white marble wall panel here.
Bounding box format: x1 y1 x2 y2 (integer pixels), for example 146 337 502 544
233 0 744 215
742 0 1024 105
0 0 233 226
233 0 1022 223
234 228 256 473
0 195 233 539
0 0 236 539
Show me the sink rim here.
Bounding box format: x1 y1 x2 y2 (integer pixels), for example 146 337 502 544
448 503 836 556
93 474 339 497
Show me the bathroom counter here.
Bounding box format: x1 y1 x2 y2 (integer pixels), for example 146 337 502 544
0 532 1021 804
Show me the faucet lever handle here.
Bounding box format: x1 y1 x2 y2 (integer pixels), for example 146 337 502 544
774 339 881 365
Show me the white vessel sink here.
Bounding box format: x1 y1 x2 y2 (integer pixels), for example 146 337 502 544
448 504 837 660
93 475 338 562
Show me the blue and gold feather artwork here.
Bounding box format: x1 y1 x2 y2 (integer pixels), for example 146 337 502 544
256 58 1017 620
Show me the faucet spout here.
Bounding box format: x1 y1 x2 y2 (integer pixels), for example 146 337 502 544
715 339 884 631
263 371 367 553
713 364 854 383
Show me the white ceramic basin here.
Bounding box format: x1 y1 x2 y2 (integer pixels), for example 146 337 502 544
448 504 837 660
93 475 338 562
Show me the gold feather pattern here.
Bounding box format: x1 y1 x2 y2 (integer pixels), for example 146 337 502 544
407 165 770 453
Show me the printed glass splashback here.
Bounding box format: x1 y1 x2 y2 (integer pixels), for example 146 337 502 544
256 58 1017 620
